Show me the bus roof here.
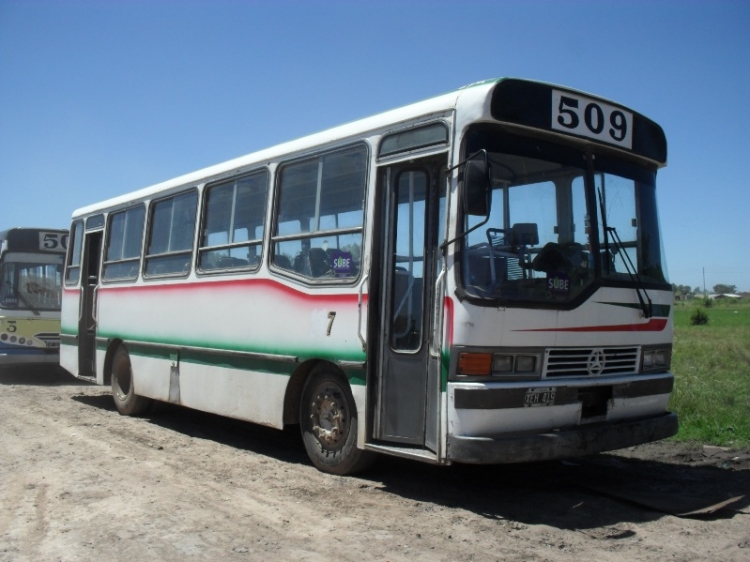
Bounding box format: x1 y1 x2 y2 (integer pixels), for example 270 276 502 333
72 79 500 218
71 77 666 218
0 227 68 241
0 227 68 254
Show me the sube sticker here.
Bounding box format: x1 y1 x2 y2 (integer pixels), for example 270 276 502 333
547 272 570 296
330 250 354 277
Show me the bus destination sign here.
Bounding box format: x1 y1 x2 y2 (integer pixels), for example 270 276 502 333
551 89 633 150
38 231 69 252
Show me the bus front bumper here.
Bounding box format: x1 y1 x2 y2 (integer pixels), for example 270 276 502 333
0 350 60 366
447 412 679 464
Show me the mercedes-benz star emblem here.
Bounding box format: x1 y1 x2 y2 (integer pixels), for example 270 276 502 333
587 349 606 375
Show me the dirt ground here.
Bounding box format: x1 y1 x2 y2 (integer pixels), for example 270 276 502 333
1 367 749 562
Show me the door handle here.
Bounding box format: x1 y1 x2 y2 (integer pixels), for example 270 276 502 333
357 273 369 352
91 285 99 325
430 268 446 358
78 287 84 322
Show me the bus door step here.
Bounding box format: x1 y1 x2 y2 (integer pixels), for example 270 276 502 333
364 442 439 465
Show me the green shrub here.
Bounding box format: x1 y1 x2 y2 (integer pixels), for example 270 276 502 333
703 297 713 308
690 307 709 325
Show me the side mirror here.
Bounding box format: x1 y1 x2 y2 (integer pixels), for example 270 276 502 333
463 150 491 216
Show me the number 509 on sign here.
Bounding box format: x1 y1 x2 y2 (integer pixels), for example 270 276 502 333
551 89 633 150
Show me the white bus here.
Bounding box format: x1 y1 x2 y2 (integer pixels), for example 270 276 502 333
61 78 677 474
1 228 67 367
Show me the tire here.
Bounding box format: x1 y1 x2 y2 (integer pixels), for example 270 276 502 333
300 365 375 475
111 344 153 416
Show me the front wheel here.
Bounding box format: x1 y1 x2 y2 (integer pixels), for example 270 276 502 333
300 366 375 475
111 344 153 416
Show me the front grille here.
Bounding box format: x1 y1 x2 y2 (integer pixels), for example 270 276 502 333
34 333 60 348
544 346 639 377
35 332 60 343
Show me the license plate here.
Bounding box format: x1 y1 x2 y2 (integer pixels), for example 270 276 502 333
524 387 556 407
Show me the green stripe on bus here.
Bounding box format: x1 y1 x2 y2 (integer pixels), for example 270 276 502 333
94 337 366 386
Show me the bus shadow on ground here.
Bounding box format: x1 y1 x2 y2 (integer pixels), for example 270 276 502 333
367 454 750 530
71 392 750 529
71 393 311 467
0 366 88 386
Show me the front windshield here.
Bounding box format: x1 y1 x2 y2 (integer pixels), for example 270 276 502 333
592 156 668 285
0 260 64 311
461 126 668 304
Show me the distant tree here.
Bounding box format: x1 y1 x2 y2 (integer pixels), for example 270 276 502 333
712 284 737 294
672 284 691 297
693 286 702 295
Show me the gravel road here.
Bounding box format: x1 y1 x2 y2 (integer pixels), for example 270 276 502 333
1 367 748 561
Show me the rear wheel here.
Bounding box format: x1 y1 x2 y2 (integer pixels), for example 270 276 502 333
111 344 152 416
300 365 375 475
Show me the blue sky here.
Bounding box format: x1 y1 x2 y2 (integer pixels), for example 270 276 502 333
1 0 748 292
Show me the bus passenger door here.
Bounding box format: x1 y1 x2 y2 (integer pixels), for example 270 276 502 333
78 230 102 379
373 159 444 449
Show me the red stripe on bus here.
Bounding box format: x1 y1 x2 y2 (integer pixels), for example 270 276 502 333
444 296 454 346
515 318 668 333
65 278 362 305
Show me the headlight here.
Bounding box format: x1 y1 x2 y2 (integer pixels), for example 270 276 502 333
515 355 537 373
490 351 541 379
641 346 671 373
654 350 667 366
643 351 655 368
453 348 543 381
492 354 513 373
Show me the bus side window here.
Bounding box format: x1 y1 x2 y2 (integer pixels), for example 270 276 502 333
272 144 367 281
145 190 198 277
198 170 268 273
103 206 145 282
65 220 84 285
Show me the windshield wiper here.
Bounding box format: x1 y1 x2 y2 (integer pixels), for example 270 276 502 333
5 280 41 316
597 187 652 318
605 225 653 318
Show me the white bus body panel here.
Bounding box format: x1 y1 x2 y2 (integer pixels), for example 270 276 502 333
443 285 676 463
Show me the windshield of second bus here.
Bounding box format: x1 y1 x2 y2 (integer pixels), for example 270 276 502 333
0 260 64 311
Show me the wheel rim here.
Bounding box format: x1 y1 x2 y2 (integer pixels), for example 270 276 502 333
309 382 349 451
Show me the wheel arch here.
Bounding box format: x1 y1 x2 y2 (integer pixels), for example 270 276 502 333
102 338 124 385
283 359 348 426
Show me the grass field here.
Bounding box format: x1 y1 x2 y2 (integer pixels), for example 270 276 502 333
670 299 750 447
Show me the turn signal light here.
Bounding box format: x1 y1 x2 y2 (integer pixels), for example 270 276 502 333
457 353 493 376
